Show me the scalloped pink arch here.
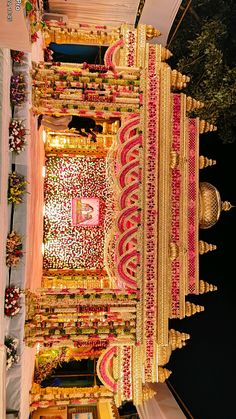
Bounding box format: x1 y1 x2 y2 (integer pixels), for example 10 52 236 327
97 346 118 392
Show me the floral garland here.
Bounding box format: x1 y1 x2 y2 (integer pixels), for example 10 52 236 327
5 286 23 317
8 172 27 204
10 74 26 106
11 50 25 64
6 231 23 267
25 0 45 43
5 336 20 370
9 119 27 154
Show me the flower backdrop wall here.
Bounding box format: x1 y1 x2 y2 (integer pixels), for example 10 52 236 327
43 156 111 269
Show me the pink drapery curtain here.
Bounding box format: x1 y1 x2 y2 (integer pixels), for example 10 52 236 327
0 2 31 51
137 383 186 419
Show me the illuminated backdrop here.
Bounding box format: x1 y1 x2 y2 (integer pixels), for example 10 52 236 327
43 156 109 270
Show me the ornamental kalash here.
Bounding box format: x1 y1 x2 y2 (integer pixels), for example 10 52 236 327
26 20 232 417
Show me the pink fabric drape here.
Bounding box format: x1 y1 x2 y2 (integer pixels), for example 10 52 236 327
137 383 186 419
0 2 31 52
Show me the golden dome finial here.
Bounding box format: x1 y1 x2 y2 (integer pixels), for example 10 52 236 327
199 240 217 255
222 201 234 211
142 385 156 401
158 367 172 383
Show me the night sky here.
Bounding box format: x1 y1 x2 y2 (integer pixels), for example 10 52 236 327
168 133 236 419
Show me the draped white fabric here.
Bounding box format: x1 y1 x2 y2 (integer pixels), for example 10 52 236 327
0 346 6 418
140 0 182 45
137 383 187 419
0 1 31 52
48 0 140 26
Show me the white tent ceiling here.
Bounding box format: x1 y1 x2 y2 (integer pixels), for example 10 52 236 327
48 0 182 45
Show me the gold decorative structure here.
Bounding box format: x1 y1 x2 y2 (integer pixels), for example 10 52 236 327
28 19 231 414
158 367 172 383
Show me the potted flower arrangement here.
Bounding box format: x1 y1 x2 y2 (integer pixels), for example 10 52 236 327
5 336 20 370
6 231 23 267
8 172 27 204
11 50 25 64
9 119 27 154
10 73 26 106
5 286 23 317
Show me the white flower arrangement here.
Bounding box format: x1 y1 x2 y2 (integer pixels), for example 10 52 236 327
5 336 20 370
9 119 27 154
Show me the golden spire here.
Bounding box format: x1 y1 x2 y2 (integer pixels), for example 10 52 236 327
169 329 190 350
142 384 156 401
171 69 190 89
199 280 218 294
146 25 161 40
199 120 217 133
186 96 204 111
199 240 217 255
222 201 234 211
161 46 173 61
158 367 172 383
185 302 204 317
199 155 217 169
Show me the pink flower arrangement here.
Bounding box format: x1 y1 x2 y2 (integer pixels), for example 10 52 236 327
9 119 27 153
11 50 25 64
5 286 23 317
6 231 23 267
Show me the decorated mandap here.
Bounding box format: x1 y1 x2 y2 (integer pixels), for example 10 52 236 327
22 19 232 418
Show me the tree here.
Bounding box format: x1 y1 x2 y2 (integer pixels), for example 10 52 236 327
168 0 236 143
